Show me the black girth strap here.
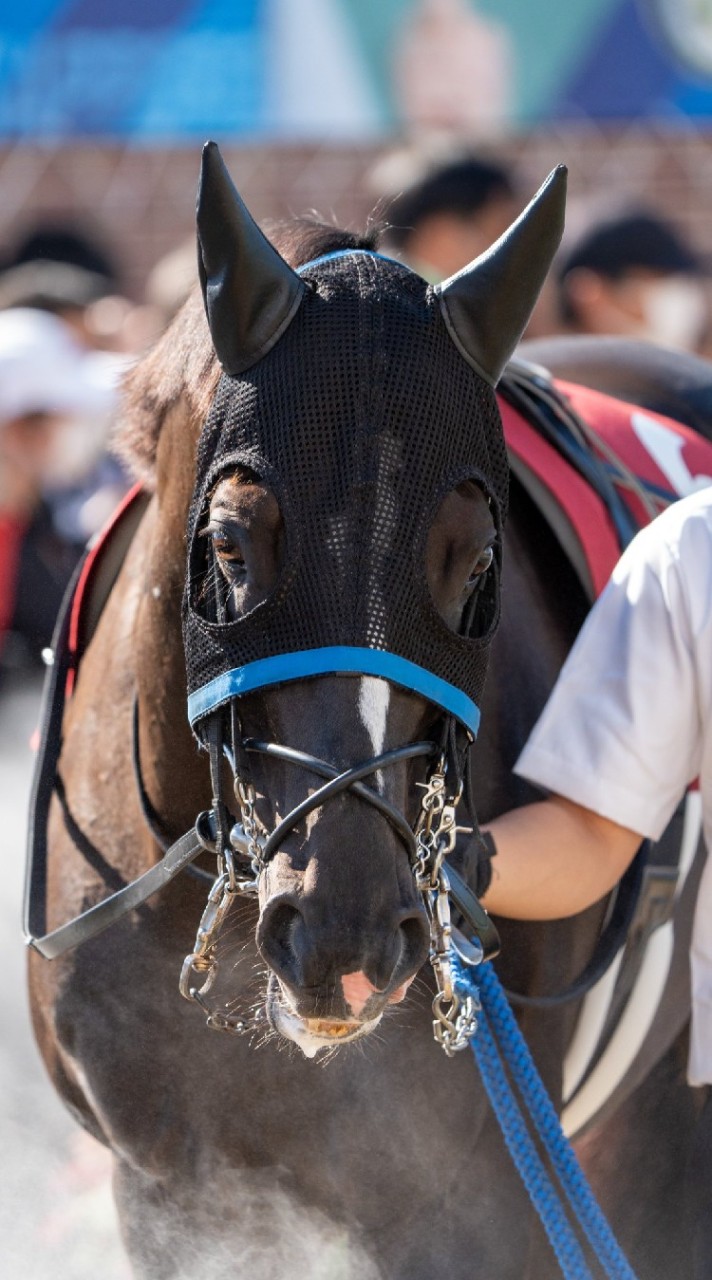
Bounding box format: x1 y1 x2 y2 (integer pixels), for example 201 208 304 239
24 549 79 956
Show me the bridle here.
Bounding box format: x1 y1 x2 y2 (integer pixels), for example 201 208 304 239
177 704 500 1056
24 513 499 1059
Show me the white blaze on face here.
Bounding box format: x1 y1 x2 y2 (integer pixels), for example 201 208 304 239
358 676 390 755
358 676 391 794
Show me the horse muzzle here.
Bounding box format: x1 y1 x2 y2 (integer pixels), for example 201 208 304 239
266 973 387 1058
256 882 427 1046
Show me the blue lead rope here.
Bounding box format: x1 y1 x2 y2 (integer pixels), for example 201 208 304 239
460 960 638 1280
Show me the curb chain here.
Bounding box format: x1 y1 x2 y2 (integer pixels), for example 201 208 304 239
179 779 266 1033
414 765 482 1056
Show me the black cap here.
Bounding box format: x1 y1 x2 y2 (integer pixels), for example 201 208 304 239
0 260 109 313
559 212 702 280
386 157 514 249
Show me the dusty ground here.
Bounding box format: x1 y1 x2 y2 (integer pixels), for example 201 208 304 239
0 668 130 1279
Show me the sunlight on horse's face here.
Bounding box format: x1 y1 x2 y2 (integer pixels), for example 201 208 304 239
206 467 496 1054
207 471 496 631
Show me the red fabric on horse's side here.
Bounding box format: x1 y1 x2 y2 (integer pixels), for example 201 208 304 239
499 380 712 599
558 380 712 526
65 481 143 695
67 483 143 658
498 396 621 597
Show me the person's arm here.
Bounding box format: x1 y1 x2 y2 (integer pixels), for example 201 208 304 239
480 500 709 921
481 796 642 921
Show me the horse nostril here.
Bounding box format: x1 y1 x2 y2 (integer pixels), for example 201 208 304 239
258 897 430 999
398 911 430 974
257 898 303 985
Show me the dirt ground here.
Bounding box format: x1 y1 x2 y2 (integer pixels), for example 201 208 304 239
0 668 130 1279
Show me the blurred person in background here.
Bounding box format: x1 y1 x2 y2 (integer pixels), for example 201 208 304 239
0 258 115 352
381 154 517 282
9 222 119 287
2 219 159 354
0 308 125 672
555 210 709 352
0 247 134 548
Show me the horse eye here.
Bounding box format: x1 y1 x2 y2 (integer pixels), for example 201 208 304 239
209 526 245 572
467 545 494 585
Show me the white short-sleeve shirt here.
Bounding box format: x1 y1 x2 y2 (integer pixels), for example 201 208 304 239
515 485 712 1084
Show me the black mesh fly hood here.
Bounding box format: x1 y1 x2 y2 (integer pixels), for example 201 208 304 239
183 144 567 736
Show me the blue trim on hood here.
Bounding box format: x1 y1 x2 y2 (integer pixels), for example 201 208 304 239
188 646 480 735
297 248 406 273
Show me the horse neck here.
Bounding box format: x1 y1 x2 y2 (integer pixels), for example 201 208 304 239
472 475 589 822
133 408 211 841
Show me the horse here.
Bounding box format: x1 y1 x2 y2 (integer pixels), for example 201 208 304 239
25 148 711 1279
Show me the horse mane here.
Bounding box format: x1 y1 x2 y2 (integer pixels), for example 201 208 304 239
114 218 380 488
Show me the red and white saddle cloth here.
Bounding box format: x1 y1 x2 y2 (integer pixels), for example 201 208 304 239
502 378 712 596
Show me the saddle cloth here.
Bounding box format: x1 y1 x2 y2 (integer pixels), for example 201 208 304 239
502 377 712 598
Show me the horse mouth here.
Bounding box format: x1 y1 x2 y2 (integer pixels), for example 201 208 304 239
266 976 382 1058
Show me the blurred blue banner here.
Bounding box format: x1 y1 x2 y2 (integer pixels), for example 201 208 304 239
0 0 264 138
1 0 712 141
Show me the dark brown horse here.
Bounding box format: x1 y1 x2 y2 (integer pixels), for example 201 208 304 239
26 155 710 1279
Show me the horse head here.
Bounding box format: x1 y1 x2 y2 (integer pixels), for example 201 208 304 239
133 144 566 1056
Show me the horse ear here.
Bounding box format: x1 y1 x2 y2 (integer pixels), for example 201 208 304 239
435 165 567 387
196 141 307 376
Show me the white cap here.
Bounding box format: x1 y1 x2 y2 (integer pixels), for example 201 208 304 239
0 308 124 421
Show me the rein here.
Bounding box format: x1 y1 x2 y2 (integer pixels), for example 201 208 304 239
469 963 638 1280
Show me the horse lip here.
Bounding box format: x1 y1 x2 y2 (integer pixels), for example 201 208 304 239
266 976 382 1056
